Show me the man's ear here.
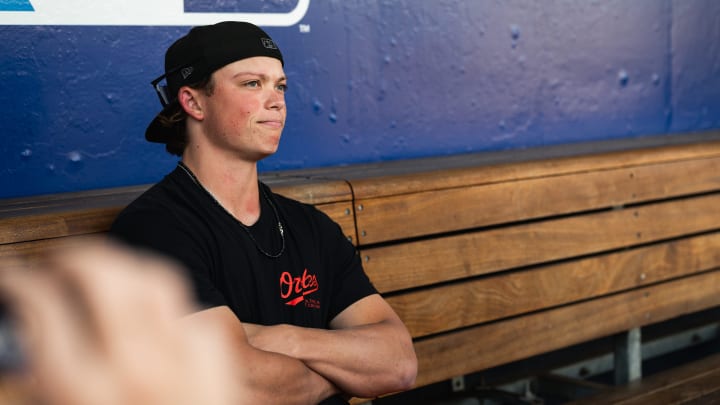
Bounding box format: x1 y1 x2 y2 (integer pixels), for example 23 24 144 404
178 87 204 121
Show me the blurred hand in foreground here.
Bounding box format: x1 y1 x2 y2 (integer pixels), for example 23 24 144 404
0 239 240 405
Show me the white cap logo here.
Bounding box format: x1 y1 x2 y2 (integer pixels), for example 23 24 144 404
261 38 278 50
180 67 194 80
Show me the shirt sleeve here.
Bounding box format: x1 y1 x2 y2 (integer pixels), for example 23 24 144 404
314 208 378 322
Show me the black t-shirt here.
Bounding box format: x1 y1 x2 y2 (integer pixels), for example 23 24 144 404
110 165 377 404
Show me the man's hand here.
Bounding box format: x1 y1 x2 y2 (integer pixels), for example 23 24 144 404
0 239 240 405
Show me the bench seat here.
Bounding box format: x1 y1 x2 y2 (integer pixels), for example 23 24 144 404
571 352 720 404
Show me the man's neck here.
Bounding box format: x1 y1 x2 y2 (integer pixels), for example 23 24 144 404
181 149 262 226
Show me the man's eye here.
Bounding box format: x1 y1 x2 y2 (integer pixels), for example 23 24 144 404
244 81 260 88
277 84 288 92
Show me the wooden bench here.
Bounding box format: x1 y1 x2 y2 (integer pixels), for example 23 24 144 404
569 351 720 404
2 131 720 403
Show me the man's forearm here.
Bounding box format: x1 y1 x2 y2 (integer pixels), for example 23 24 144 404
235 345 341 404
183 307 341 404
289 319 416 398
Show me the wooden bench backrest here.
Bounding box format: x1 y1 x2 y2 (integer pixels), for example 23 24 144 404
2 132 720 391
348 136 720 387
0 177 356 266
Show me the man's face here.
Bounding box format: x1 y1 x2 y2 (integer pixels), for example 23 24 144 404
197 56 287 162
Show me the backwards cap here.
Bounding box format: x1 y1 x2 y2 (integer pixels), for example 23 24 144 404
146 21 284 144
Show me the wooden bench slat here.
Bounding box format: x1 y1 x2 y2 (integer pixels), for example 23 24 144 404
682 389 720 405
0 185 148 218
279 133 720 199
411 270 720 388
355 156 720 244
613 370 720 404
570 352 720 404
347 135 720 199
363 193 720 292
0 236 102 267
387 232 720 338
265 177 353 205
0 207 122 245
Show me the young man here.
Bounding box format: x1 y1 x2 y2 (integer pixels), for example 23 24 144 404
110 21 417 404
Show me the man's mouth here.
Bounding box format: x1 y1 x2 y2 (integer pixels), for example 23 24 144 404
258 120 284 128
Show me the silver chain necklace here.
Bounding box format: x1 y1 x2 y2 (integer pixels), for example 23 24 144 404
177 162 285 258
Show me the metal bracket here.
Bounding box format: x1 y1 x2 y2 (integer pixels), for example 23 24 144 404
614 327 642 385
451 375 466 392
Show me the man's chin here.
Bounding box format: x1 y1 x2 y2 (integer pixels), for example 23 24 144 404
254 147 280 162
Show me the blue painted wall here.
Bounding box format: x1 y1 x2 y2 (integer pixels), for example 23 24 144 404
1 0 719 198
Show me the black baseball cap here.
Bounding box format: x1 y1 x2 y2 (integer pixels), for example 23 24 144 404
146 21 284 144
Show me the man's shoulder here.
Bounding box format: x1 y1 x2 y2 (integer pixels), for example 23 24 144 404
263 183 335 224
117 174 178 216
112 168 202 231
109 170 214 252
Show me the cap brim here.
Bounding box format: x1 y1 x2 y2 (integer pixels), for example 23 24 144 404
145 100 182 143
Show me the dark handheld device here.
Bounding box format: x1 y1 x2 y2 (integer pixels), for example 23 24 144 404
0 303 25 373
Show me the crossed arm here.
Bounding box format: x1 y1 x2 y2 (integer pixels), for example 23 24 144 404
242 294 418 399
183 307 342 404
189 293 417 403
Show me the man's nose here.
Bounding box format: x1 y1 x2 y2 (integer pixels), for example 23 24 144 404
267 89 285 110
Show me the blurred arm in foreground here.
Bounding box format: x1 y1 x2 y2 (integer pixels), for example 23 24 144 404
0 239 242 405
